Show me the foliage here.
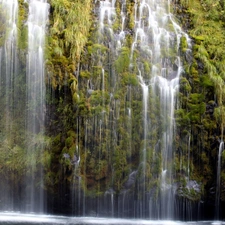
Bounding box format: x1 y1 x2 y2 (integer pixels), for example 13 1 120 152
17 0 28 50
46 0 93 89
174 0 225 203
0 6 7 46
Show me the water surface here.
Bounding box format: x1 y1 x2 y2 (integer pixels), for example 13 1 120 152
0 212 224 225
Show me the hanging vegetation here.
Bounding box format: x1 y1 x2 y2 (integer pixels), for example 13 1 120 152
46 0 92 89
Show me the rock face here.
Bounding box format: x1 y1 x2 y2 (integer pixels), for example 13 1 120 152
0 0 225 220
176 180 201 201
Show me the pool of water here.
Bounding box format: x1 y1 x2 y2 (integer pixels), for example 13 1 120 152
0 212 224 225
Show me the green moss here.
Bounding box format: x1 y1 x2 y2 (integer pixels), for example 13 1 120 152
192 35 204 44
180 77 192 93
46 0 93 89
202 117 217 130
88 43 108 55
175 108 190 127
200 74 214 87
177 186 202 201
180 36 188 52
80 70 91 79
115 47 131 73
17 0 28 50
0 6 7 46
143 61 151 74
65 136 74 147
121 72 138 86
126 1 135 30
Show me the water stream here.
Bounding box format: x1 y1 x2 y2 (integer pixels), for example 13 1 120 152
215 141 224 219
129 0 190 218
0 0 18 129
25 0 49 212
0 0 18 211
79 0 194 219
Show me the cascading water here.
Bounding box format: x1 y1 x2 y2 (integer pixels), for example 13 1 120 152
215 141 224 219
0 0 18 126
137 73 149 218
1 0 224 221
76 0 193 219
0 0 18 210
78 0 125 217
129 0 191 218
25 0 49 212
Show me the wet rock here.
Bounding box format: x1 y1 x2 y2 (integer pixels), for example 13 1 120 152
123 171 137 189
206 101 217 116
176 180 202 201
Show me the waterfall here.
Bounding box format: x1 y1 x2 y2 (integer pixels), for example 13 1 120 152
138 71 149 217
0 0 18 138
0 0 49 213
80 0 127 216
0 0 18 210
187 134 191 181
25 0 49 212
0 0 18 123
77 0 192 218
215 141 224 219
3 0 223 219
129 0 190 218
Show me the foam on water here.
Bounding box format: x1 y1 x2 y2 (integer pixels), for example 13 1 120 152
0 212 224 225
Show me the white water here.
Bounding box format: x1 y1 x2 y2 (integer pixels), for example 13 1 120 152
26 0 49 131
0 0 223 220
99 0 116 38
81 0 193 219
0 0 18 133
26 0 49 212
0 212 224 225
187 134 191 181
138 72 149 213
215 141 224 219
81 0 128 215
0 0 18 210
130 0 190 218
117 0 127 48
